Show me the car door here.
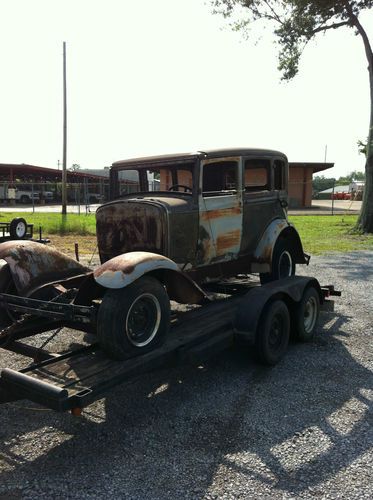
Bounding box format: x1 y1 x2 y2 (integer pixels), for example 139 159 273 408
196 157 243 266
240 155 287 255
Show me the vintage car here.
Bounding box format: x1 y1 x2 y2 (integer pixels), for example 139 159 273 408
0 149 310 362
97 148 307 283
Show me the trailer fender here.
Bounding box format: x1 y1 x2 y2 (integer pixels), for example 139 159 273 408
234 276 322 341
93 251 207 304
0 240 90 295
252 219 308 273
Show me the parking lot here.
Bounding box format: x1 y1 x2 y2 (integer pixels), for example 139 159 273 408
0 251 372 499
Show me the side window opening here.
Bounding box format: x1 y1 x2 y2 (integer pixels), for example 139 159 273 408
244 159 270 192
274 160 285 190
202 161 238 196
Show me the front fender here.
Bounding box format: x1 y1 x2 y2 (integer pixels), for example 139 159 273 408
0 240 89 295
93 252 207 304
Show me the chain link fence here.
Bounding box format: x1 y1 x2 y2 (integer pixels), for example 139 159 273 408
0 179 362 215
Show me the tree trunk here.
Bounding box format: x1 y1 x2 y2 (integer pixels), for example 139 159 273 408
357 67 373 233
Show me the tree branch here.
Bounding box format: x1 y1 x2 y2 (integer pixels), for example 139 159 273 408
311 20 350 35
262 0 283 25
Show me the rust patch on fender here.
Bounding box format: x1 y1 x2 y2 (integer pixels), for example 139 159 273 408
93 252 163 279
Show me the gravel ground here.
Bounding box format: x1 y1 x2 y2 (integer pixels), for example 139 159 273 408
0 251 372 499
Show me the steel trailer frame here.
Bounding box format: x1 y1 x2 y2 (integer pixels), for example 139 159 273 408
0 276 340 414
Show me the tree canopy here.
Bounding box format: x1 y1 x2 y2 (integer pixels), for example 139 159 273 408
212 0 373 232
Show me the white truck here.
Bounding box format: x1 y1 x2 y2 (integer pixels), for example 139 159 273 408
0 186 54 204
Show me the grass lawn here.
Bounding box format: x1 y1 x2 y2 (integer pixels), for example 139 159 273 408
289 215 373 254
1 212 373 256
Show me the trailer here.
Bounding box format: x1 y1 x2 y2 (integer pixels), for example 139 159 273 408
0 217 49 243
0 265 340 414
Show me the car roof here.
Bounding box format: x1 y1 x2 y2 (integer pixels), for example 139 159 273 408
112 148 287 169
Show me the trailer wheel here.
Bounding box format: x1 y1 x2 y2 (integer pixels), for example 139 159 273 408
293 286 320 342
97 276 170 360
9 218 27 239
255 300 290 365
260 238 295 284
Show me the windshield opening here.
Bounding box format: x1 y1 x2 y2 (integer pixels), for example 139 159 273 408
113 163 195 198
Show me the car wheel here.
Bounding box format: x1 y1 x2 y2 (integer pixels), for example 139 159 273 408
20 195 30 204
97 276 170 360
292 286 320 342
260 238 296 284
255 299 290 365
9 217 27 239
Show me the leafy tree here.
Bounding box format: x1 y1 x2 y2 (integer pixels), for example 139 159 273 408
69 163 81 171
312 175 335 192
212 0 373 232
357 138 367 156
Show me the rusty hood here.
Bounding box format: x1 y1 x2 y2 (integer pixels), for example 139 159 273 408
96 198 170 263
0 241 90 295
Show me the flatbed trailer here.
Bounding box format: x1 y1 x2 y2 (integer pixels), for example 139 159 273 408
0 276 340 414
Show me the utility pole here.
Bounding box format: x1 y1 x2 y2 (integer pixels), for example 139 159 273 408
62 41 67 215
324 144 328 163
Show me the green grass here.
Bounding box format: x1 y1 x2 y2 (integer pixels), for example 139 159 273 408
0 212 96 235
289 215 373 254
1 212 373 255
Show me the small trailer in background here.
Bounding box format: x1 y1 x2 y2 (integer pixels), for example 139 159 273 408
0 217 49 243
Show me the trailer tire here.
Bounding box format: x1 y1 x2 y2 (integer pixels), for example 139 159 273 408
255 299 290 365
9 218 27 239
260 238 296 284
97 276 170 360
293 286 320 342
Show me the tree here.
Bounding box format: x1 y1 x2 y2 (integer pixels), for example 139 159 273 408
69 163 81 171
212 0 373 232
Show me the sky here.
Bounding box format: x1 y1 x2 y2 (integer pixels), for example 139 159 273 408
0 0 372 178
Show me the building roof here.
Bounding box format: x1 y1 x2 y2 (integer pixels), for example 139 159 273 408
0 163 106 181
289 162 334 173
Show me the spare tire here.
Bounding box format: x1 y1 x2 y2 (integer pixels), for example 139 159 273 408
9 217 27 239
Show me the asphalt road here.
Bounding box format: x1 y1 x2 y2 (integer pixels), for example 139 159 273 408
0 252 372 499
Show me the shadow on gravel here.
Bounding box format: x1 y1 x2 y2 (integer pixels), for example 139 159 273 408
0 310 372 498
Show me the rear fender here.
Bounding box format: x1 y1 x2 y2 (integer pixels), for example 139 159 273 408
0 241 90 295
93 251 207 304
252 219 308 273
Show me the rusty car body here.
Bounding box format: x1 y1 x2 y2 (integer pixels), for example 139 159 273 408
97 148 308 285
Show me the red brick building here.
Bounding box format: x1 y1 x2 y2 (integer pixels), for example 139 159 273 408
289 162 334 208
